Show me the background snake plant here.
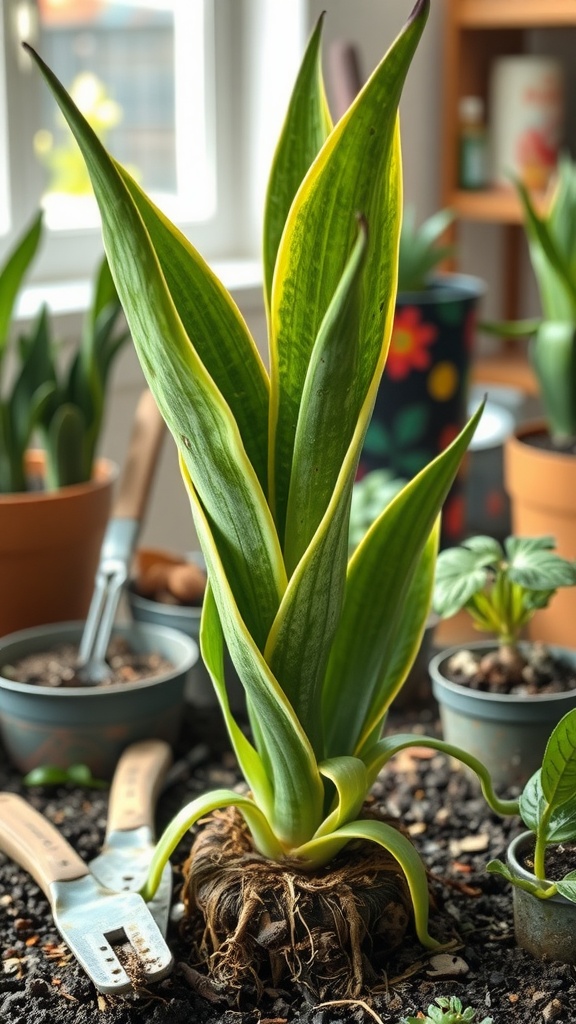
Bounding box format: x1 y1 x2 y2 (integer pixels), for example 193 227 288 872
28 0 517 946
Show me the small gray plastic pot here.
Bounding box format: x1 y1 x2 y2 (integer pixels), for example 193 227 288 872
127 584 246 716
429 641 576 788
507 831 576 964
0 620 198 778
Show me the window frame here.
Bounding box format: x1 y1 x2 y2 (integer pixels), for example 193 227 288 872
0 0 308 290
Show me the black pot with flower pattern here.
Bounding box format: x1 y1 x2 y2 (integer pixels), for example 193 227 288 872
359 273 485 546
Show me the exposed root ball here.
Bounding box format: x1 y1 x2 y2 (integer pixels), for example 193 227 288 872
181 805 413 1002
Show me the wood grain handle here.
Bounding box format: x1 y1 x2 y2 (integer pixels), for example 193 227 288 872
106 740 173 834
0 793 88 893
113 389 166 521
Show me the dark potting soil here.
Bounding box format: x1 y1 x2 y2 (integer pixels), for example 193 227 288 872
522 431 576 458
1 637 174 688
442 643 576 697
2 703 576 1024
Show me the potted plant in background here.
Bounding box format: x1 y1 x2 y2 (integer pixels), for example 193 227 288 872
430 534 576 787
360 205 486 548
487 707 576 964
485 156 576 646
0 211 129 634
26 0 522 1002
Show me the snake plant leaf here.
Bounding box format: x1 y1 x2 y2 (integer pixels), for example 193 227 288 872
315 756 368 836
531 321 576 441
0 211 43 359
200 584 274 819
116 166 270 491
182 457 324 849
263 14 332 310
44 404 86 488
142 789 286 902
516 176 576 318
269 0 429 539
283 219 367 574
355 520 439 756
293 816 439 948
322 403 483 759
27 44 285 649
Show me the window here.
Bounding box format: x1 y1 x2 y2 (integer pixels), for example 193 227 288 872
0 0 307 287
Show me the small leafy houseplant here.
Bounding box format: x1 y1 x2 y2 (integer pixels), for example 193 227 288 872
27 0 518 998
483 156 576 448
397 205 455 293
433 534 576 688
487 708 576 963
488 707 576 901
0 210 129 493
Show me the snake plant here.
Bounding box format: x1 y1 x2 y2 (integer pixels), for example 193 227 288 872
0 212 129 492
27 0 517 949
482 156 576 445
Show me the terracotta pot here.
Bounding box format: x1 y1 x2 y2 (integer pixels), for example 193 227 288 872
0 452 117 636
430 640 576 787
507 831 576 964
504 423 576 646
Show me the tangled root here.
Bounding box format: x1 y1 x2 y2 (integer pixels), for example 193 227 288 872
180 805 414 1003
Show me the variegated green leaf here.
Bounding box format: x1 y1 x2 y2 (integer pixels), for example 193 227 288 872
141 789 285 901
263 14 332 310
322 403 483 758
117 165 270 490
293 816 440 948
181 456 324 848
316 756 368 835
0 211 43 358
268 0 429 538
284 220 367 574
28 45 284 649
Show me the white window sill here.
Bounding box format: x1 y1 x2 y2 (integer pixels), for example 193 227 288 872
15 257 264 324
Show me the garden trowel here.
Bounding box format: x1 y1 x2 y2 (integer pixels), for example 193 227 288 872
76 388 166 683
88 738 173 935
0 792 173 994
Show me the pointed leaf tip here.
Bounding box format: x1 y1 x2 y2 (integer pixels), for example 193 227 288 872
408 0 430 25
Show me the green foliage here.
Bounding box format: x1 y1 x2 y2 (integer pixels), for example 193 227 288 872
401 995 493 1024
397 205 455 292
27 1 518 951
23 763 108 789
481 157 576 444
487 708 576 901
0 213 129 492
348 469 407 555
433 534 576 647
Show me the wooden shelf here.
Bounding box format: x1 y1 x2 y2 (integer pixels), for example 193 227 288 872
472 348 539 396
456 0 576 29
448 188 548 224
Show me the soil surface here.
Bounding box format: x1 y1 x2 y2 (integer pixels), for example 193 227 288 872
2 699 576 1024
1 637 174 688
441 643 576 696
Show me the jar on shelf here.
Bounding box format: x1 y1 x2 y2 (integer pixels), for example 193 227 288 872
489 55 564 191
458 95 488 190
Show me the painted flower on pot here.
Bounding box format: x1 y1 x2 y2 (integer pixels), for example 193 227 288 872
387 306 438 380
26 0 519 999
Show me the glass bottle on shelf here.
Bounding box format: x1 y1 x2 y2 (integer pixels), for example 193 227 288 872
458 95 488 190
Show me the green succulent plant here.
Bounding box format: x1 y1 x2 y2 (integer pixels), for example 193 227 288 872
397 205 455 292
482 156 576 446
401 995 493 1024
27 0 518 965
0 211 129 493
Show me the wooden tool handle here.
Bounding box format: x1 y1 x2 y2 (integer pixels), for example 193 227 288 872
0 793 88 893
106 740 173 834
113 389 166 521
